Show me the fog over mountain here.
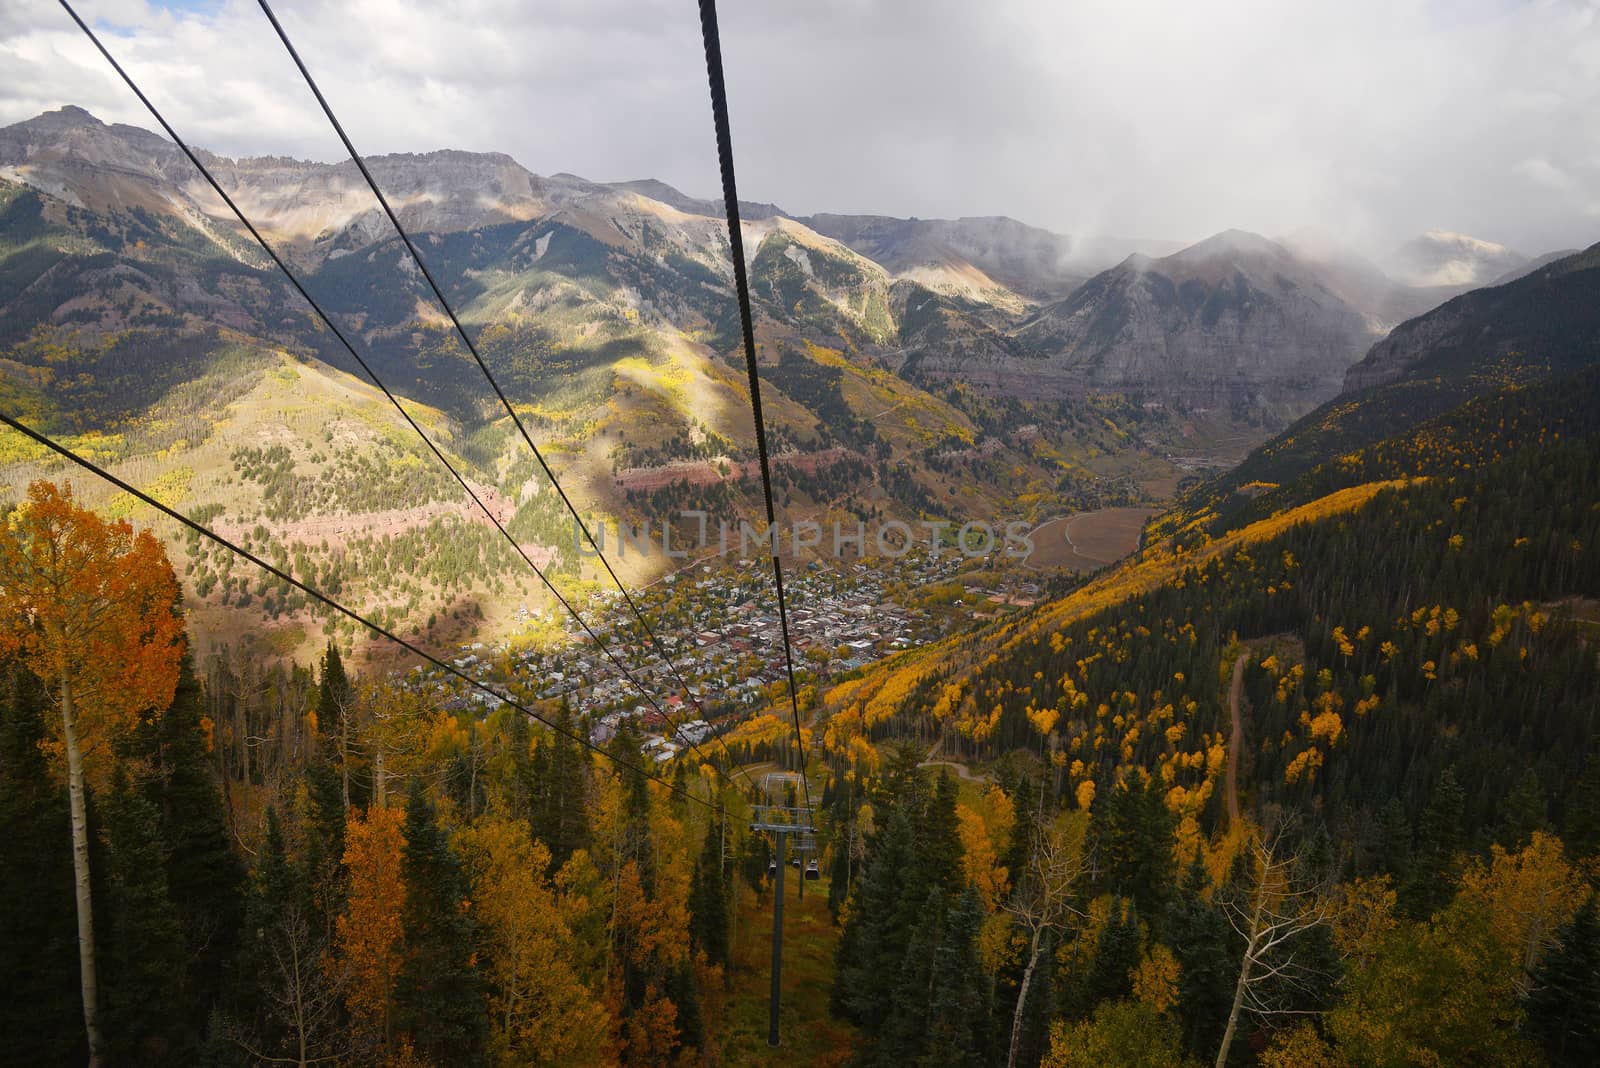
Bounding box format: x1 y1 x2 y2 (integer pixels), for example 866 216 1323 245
3 0 1598 259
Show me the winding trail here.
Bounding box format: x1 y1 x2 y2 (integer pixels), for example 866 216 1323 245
918 759 995 785
920 741 995 784
1226 652 1249 828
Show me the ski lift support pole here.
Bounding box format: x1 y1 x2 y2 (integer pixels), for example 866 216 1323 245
751 801 814 1047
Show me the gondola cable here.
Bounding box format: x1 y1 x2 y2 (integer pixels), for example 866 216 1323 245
0 408 721 815
55 0 748 792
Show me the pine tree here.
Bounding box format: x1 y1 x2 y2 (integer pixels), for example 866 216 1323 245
1524 897 1600 1067
102 772 193 1065
394 791 487 1065
1499 768 1546 850
921 887 992 1068
1164 858 1235 1060
0 660 84 1065
1402 767 1465 919
134 651 245 1035
688 817 731 968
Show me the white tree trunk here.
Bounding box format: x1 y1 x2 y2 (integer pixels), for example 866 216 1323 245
1216 888 1265 1068
1007 926 1044 1068
61 671 105 1066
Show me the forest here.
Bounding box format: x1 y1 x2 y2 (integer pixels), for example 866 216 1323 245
4 337 1600 1066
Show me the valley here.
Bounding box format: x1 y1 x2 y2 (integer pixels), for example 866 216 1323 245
4 91 1599 1068
2 104 1398 665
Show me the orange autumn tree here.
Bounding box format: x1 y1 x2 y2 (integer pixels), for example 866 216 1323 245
454 812 614 1064
0 479 184 1067
338 804 407 1055
958 784 1016 910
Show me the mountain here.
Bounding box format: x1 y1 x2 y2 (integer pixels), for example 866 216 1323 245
797 213 1175 306
817 227 1600 944
1276 230 1470 330
1344 241 1600 393
8 104 1571 659
992 230 1381 414
1150 240 1600 541
1486 246 1583 287
604 178 784 222
0 106 1205 658
1383 229 1527 287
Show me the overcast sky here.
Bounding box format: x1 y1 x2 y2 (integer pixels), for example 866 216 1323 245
3 0 1598 255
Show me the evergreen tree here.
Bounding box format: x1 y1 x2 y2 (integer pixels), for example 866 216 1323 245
1402 767 1465 919
1563 739 1600 859
101 773 193 1065
688 817 731 968
1499 768 1547 850
1076 899 1141 1013
0 660 84 1065
1164 858 1235 1060
833 805 918 1026
394 791 487 1065
229 806 344 1063
238 808 295 1053
608 719 654 889
134 651 245 1035
1525 897 1600 1068
740 830 772 901
919 771 966 896
1373 796 1412 880
316 642 360 810
875 889 945 1065
303 761 348 941
921 887 992 1068
316 642 352 731
1097 774 1176 921
530 705 591 870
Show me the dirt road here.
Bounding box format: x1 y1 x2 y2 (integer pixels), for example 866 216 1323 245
1226 652 1249 828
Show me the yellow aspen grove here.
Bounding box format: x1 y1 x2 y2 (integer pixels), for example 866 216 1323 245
0 480 183 1066
338 804 406 1053
454 813 613 1065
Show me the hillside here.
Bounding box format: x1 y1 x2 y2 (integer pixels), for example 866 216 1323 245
809 323 1600 1066
813 238 1600 915
1150 241 1600 541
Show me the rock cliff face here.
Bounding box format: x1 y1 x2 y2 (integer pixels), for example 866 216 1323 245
963 231 1379 413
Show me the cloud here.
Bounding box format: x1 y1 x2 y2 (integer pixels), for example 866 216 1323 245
3 0 1599 254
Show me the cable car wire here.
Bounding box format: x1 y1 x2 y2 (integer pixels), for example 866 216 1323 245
0 408 721 815
696 0 813 812
254 0 734 767
56 0 748 790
